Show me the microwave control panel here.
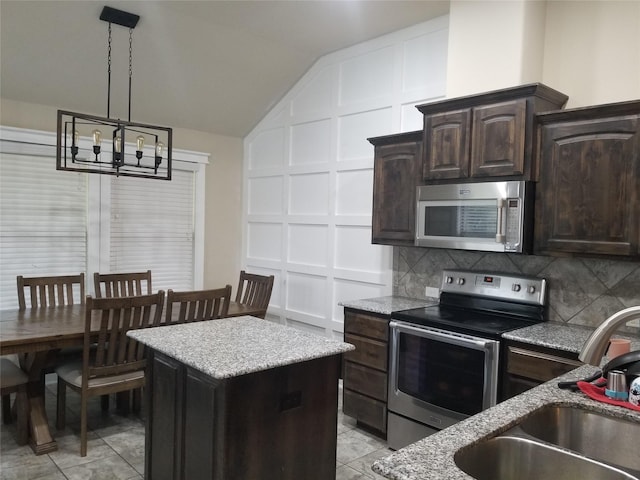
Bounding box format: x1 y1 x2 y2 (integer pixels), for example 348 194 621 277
504 198 522 251
441 269 547 305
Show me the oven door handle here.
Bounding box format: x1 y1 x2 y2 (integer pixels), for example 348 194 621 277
389 320 499 351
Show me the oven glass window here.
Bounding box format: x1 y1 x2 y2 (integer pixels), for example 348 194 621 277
397 332 486 416
424 205 497 238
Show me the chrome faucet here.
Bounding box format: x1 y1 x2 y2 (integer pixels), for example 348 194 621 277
579 306 640 366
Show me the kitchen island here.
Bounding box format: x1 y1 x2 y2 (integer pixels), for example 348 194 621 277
128 316 354 480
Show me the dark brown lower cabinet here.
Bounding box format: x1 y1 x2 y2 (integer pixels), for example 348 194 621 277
342 309 389 437
145 350 341 480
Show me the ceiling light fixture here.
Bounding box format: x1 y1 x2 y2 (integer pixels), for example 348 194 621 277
56 6 172 180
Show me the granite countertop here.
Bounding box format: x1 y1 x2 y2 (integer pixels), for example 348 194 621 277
339 296 438 315
504 321 640 354
341 295 640 353
128 316 354 379
372 364 640 480
342 295 640 478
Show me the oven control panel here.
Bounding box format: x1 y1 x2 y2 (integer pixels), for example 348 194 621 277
441 269 547 305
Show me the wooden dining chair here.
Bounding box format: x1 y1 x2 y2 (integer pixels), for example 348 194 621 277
16 274 87 377
93 270 152 411
0 357 28 446
235 270 274 319
17 273 85 309
165 285 232 324
55 291 165 457
93 270 152 298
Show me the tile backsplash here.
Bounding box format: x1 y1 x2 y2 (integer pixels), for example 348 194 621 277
393 247 640 334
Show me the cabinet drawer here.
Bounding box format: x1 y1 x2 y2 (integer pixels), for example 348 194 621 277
507 346 582 382
344 311 389 341
343 389 387 433
344 361 387 401
344 334 387 371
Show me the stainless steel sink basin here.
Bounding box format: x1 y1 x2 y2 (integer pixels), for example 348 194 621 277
517 405 640 473
454 435 638 480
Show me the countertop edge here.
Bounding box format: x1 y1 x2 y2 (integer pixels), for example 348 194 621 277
371 364 640 480
128 316 354 380
339 296 439 315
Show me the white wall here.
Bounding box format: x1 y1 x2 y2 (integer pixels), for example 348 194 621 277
542 0 640 107
243 17 449 337
445 0 640 106
446 0 547 97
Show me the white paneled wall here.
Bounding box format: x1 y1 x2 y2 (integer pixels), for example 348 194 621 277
243 17 449 337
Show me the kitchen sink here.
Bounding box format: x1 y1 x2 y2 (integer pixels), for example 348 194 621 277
517 405 640 473
454 435 638 480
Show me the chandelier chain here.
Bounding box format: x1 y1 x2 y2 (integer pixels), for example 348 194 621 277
128 28 133 122
107 22 112 118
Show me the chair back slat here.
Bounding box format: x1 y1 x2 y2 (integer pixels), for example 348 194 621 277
235 271 274 319
85 291 164 380
17 274 85 309
93 270 152 298
166 286 232 324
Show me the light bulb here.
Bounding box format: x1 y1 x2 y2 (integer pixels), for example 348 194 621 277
92 129 102 157
155 141 164 158
114 135 122 153
92 129 102 146
73 130 79 147
136 135 145 152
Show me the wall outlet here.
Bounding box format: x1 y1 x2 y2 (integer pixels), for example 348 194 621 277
424 286 439 299
628 318 640 329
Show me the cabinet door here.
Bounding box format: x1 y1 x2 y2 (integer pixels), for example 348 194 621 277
183 368 218 480
423 109 471 180
535 115 640 256
147 353 219 480
471 99 527 177
147 353 183 480
372 140 422 245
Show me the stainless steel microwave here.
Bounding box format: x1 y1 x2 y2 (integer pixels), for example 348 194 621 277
415 180 534 253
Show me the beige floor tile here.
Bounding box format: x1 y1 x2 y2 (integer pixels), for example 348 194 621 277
1 380 387 479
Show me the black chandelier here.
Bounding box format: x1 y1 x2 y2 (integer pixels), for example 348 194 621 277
56 6 172 180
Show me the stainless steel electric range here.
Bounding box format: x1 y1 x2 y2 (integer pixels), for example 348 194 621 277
387 269 548 450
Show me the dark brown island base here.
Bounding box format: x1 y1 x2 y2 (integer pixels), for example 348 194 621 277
128 316 354 480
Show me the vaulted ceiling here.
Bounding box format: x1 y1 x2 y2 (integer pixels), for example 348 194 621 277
0 1 449 137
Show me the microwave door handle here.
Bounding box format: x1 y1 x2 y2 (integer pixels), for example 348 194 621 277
496 198 505 243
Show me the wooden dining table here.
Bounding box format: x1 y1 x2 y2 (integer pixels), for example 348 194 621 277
0 300 266 455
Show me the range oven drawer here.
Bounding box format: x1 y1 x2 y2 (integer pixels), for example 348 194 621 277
344 334 387 371
343 389 387 433
344 361 387 401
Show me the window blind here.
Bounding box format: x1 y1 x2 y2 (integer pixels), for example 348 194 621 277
109 168 195 293
1 127 205 310
0 151 87 309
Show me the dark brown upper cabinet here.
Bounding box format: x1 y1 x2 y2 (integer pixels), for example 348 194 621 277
369 131 422 246
535 100 640 258
418 83 568 182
